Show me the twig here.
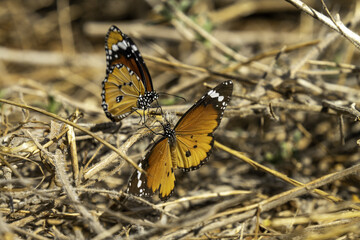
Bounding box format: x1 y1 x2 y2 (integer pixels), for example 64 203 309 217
84 21 313 46
285 0 360 49
57 0 75 54
290 31 340 78
0 46 102 67
67 111 82 185
320 0 360 49
164 1 282 76
144 54 257 86
307 59 360 70
156 190 251 208
215 141 345 203
76 188 177 219
83 124 153 180
322 100 360 121
25 129 105 234
339 114 345 146
52 150 105 234
0 99 143 173
193 162 360 236
8 225 51 240
208 0 293 24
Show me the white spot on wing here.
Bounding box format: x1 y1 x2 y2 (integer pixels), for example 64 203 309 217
136 167 142 188
137 178 142 188
218 96 224 102
118 40 128 50
131 44 138 51
208 90 220 98
111 44 119 51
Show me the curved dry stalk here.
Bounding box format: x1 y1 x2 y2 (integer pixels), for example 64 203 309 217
0 98 143 173
285 0 360 49
164 162 360 238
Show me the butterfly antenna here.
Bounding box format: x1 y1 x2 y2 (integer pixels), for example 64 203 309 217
151 98 163 118
144 123 157 135
157 99 165 119
143 119 165 137
163 113 171 126
158 92 187 103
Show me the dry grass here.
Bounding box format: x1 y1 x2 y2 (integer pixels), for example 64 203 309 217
1 0 360 239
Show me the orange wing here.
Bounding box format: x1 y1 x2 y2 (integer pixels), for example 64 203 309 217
101 64 145 121
173 80 233 170
128 137 176 201
105 25 154 92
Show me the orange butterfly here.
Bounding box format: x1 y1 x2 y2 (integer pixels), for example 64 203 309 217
127 81 233 201
101 25 158 121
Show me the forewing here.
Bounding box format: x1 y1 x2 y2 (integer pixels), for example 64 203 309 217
105 25 154 92
101 64 145 121
174 81 233 170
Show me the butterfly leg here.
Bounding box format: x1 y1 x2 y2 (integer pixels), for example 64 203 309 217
131 109 144 125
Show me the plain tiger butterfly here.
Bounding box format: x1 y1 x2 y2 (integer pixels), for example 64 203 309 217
101 25 158 121
127 81 233 201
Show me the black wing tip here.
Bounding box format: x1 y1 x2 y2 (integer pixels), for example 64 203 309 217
108 25 121 32
217 80 234 93
223 80 233 85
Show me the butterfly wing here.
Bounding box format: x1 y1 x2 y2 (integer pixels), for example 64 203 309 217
127 137 176 201
127 81 232 201
173 81 233 170
127 160 152 199
105 25 154 92
101 64 146 121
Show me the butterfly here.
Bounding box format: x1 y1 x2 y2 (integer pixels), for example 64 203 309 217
127 81 233 201
101 25 158 121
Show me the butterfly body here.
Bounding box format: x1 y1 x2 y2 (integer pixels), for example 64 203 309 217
128 81 233 201
102 25 158 121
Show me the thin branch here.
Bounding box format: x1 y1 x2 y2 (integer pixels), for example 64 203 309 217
0 99 143 173
285 0 360 49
